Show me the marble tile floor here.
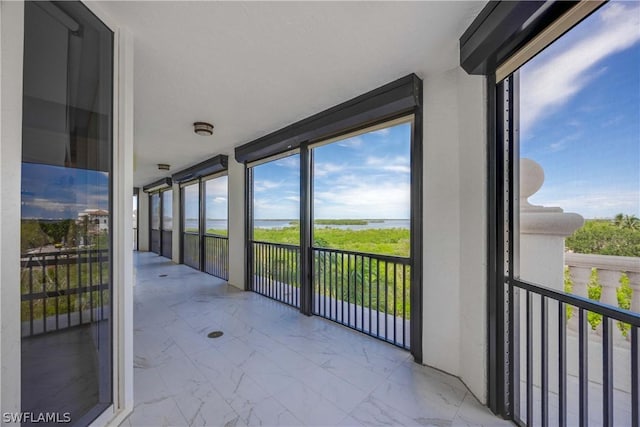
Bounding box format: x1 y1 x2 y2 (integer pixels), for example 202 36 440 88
122 252 514 427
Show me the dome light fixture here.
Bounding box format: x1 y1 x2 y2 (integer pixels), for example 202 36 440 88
157 164 170 171
193 121 214 136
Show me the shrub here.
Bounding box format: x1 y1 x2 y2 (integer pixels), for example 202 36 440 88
565 219 640 257
563 266 574 321
586 268 603 330
616 272 633 338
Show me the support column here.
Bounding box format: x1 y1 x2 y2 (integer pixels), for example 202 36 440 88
227 156 246 290
0 0 24 415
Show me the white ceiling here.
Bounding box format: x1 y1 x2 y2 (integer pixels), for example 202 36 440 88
94 1 487 186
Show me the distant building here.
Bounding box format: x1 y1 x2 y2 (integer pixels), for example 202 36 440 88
77 209 109 234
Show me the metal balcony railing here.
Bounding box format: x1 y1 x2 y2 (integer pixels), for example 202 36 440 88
249 241 410 349
313 247 410 349
250 241 301 308
204 234 229 280
20 248 110 337
183 232 200 269
510 279 640 427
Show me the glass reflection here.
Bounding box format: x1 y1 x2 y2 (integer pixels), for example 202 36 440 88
21 1 113 424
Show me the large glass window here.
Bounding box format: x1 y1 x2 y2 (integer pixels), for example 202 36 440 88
249 154 301 306
20 1 113 422
151 193 160 230
133 192 138 250
183 183 200 232
240 74 422 355
162 189 173 231
500 1 640 425
204 175 228 236
252 154 300 243
310 120 412 347
312 121 411 256
182 182 200 269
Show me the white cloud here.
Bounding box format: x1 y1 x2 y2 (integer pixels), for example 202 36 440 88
204 176 228 197
547 132 581 153
371 128 391 136
337 136 363 148
314 181 410 219
530 188 639 219
24 198 76 213
314 162 344 177
382 165 411 174
254 197 298 219
275 155 300 169
365 155 410 174
254 179 282 192
520 2 640 134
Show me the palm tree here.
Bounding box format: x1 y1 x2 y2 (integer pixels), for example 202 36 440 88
613 213 625 228
622 214 640 230
612 213 639 230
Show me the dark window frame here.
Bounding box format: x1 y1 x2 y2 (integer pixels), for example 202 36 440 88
459 0 632 418
236 74 423 362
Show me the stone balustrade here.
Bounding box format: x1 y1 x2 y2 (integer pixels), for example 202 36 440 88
565 252 640 314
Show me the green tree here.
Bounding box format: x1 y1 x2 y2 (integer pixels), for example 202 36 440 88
566 219 640 257
612 213 639 230
612 213 625 228
586 268 603 330
20 220 50 253
39 219 73 244
563 266 574 320
616 272 633 338
623 215 640 230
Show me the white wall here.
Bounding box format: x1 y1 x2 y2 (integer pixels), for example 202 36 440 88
0 0 24 415
422 69 462 377
421 66 487 403
227 156 246 290
456 67 488 402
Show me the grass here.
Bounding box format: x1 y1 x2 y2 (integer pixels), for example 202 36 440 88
247 224 411 318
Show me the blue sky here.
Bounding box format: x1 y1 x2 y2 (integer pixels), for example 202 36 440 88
22 1 639 222
21 163 109 219
252 122 411 220
520 0 640 219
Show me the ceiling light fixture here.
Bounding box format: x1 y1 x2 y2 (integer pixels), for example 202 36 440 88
158 164 170 171
194 121 214 136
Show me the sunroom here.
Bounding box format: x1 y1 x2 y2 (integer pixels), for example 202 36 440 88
1 1 638 426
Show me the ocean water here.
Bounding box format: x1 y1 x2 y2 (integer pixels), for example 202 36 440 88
186 219 410 231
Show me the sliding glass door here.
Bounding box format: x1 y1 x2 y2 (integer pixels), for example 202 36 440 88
20 1 114 423
182 182 201 269
203 174 229 279
161 189 173 258
248 154 301 307
310 119 413 348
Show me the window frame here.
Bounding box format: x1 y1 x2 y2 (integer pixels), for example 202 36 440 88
236 75 424 361
460 0 617 417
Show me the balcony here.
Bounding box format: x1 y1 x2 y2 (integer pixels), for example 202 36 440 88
122 252 511 426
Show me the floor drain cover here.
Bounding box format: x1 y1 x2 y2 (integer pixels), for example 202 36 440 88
207 331 224 339
158 274 168 277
